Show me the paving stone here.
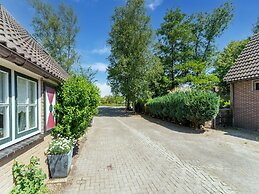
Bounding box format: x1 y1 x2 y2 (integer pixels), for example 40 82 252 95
62 108 242 194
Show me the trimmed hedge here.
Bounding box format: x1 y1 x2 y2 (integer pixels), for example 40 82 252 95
146 90 220 128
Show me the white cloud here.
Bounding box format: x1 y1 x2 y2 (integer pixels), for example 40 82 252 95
96 83 111 97
147 0 163 10
90 62 108 72
92 46 111 55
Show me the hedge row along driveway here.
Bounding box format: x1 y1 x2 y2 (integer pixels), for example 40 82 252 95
146 90 219 129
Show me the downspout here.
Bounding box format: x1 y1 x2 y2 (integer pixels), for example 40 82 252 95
230 82 234 126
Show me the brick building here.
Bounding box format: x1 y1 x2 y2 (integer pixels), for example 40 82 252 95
0 5 68 152
224 33 259 130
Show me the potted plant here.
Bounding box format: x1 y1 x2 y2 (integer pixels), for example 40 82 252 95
47 137 74 178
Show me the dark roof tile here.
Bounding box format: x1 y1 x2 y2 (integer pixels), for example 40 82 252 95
225 33 259 82
0 4 69 81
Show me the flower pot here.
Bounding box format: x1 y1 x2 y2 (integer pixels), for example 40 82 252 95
48 148 73 178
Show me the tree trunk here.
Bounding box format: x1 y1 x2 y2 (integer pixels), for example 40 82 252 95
126 98 130 110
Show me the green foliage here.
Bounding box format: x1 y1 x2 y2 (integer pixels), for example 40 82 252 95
175 60 219 90
100 95 125 105
107 0 161 109
149 74 171 98
156 2 234 90
135 99 148 113
52 75 100 140
146 90 220 128
11 157 49 194
201 2 234 60
156 8 194 88
220 98 231 108
214 39 248 98
48 137 74 155
74 65 97 83
29 0 79 72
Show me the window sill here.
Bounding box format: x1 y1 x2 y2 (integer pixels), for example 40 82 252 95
0 134 44 165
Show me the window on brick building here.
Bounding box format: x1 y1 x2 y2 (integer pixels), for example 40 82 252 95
254 82 259 91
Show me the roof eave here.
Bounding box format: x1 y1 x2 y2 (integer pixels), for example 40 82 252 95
224 76 259 82
0 44 64 83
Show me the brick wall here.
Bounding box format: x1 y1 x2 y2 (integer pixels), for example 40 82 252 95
0 134 52 194
232 80 259 129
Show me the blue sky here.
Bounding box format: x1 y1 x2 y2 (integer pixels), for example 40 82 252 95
1 0 258 96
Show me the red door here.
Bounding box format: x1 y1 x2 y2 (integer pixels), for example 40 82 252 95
45 86 56 130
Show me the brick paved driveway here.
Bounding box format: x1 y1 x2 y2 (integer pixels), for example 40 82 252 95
63 107 259 194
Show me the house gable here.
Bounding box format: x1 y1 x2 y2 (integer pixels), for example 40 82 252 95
224 33 259 82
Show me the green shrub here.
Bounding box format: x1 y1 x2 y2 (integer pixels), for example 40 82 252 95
48 137 74 155
220 98 231 108
146 90 220 128
11 156 49 194
135 99 148 113
52 75 100 140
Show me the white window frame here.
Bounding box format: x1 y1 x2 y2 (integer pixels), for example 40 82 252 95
0 70 10 140
17 76 37 134
0 58 43 150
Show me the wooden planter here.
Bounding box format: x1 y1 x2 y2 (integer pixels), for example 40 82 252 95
48 148 73 178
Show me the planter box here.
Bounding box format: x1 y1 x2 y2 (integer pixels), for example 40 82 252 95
48 148 73 178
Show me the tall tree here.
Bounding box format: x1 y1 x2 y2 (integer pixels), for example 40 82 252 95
29 0 79 72
107 0 158 110
156 8 194 89
156 2 234 90
214 39 248 98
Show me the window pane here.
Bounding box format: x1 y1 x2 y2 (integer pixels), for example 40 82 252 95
0 71 7 103
256 83 259 90
0 106 8 139
28 81 36 104
17 78 27 103
29 106 36 129
18 106 27 132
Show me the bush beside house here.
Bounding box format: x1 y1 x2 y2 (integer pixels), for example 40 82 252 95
11 75 101 189
45 75 100 178
145 90 220 129
52 75 101 140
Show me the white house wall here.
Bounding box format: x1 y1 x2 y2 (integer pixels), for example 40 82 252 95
0 57 57 150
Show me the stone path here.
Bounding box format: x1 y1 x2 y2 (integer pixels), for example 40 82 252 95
63 107 259 194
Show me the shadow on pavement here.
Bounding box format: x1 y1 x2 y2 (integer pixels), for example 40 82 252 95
219 128 259 143
142 113 259 142
140 114 203 134
97 107 259 142
98 106 135 117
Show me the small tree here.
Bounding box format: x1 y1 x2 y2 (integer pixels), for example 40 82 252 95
52 75 100 140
